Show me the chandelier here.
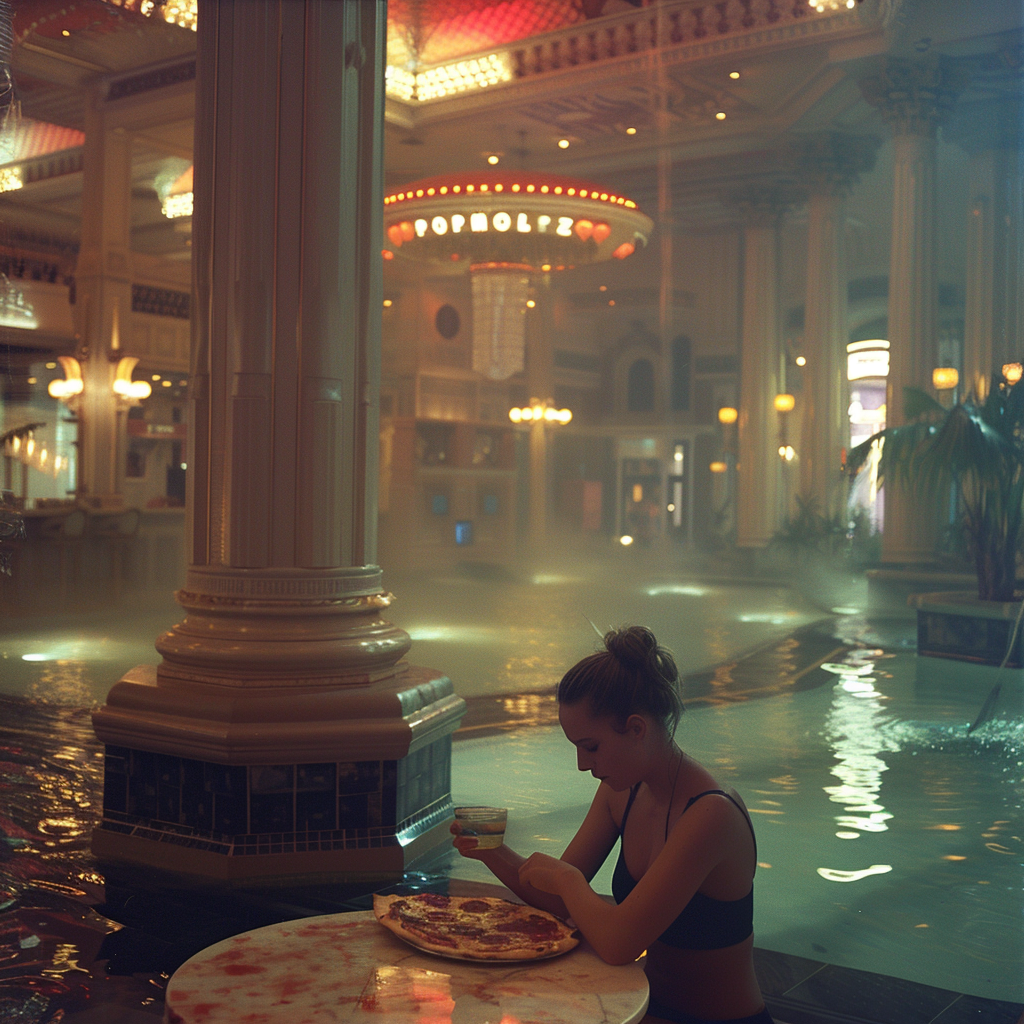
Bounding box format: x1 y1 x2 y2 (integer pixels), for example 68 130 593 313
385 171 652 380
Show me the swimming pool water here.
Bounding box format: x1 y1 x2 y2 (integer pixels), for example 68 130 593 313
448 637 1024 1003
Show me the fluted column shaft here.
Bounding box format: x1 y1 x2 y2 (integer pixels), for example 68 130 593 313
949 100 1024 398
792 134 879 523
736 202 784 548
73 96 134 506
190 0 381 575
861 57 964 562
802 189 847 519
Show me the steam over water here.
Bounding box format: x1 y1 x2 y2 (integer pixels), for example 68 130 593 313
1 560 1021 1014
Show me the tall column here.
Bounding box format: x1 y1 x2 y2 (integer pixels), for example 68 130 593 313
946 98 1023 399
791 134 879 522
734 189 794 548
92 0 465 883
861 56 964 563
72 93 134 508
525 275 552 550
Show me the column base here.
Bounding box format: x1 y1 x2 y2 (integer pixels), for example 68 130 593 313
92 662 465 885
92 805 454 885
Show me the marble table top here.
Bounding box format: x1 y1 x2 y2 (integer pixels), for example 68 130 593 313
163 908 649 1024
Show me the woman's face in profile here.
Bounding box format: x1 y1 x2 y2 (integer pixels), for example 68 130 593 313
558 700 640 792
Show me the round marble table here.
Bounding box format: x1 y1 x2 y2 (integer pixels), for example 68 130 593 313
163 908 649 1024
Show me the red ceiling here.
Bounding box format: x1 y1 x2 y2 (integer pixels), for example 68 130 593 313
387 0 588 67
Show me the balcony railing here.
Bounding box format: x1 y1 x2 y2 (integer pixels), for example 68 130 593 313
386 0 871 104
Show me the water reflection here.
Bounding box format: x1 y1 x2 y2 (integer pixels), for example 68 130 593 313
818 650 898 895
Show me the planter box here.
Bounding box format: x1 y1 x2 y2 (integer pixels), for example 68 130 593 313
909 591 1024 667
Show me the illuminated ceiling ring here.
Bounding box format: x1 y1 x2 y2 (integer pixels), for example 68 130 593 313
384 171 653 271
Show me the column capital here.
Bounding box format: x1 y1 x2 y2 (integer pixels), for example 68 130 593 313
726 183 804 228
785 132 882 197
859 55 967 137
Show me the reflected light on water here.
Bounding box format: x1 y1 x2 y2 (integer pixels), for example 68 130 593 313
406 625 496 643
822 654 895 838
817 864 893 882
645 584 707 597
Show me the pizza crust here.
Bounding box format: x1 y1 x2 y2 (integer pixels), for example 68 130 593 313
373 893 579 961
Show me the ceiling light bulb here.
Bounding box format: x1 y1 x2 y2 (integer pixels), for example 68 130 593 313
716 111 727 120
558 139 570 149
487 155 499 165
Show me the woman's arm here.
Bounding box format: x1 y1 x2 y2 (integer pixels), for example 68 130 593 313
451 783 621 918
450 836 573 918
519 794 736 964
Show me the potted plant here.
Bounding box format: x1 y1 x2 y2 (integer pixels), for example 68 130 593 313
848 376 1024 668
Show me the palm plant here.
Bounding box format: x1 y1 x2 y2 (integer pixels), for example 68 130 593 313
848 377 1024 602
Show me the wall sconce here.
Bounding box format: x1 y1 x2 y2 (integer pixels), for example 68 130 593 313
774 394 795 413
509 399 572 425
709 461 728 473
48 356 84 404
113 357 152 402
1002 362 1022 385
932 367 959 390
778 445 796 461
717 406 738 425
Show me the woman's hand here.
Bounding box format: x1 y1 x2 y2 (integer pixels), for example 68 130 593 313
450 821 490 861
518 852 584 896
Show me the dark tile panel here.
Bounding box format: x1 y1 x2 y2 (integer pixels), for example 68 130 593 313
250 765 294 794
338 760 381 795
249 792 294 833
783 963 960 1024
296 789 336 831
101 744 453 853
931 995 1024 1024
297 763 335 791
102 768 128 813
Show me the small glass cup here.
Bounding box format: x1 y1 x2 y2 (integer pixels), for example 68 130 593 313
454 806 507 849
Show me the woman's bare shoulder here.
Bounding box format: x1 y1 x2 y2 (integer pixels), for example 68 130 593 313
599 782 633 829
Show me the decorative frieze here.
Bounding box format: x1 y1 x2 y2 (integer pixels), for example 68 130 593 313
131 283 190 319
106 59 197 102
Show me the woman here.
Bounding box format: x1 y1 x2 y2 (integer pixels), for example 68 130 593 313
451 625 773 1024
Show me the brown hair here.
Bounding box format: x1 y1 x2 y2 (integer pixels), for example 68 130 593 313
557 625 683 734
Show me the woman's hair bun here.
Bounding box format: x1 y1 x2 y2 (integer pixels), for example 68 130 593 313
604 625 658 670
558 624 683 734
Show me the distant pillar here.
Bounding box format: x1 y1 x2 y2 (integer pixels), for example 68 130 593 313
733 189 792 548
946 99 1024 399
790 134 879 523
92 0 465 883
72 92 134 508
861 57 964 563
526 277 553 550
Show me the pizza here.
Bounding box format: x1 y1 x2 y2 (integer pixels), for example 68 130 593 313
372 892 579 961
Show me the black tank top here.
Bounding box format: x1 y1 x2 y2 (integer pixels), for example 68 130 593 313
610 787 756 950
